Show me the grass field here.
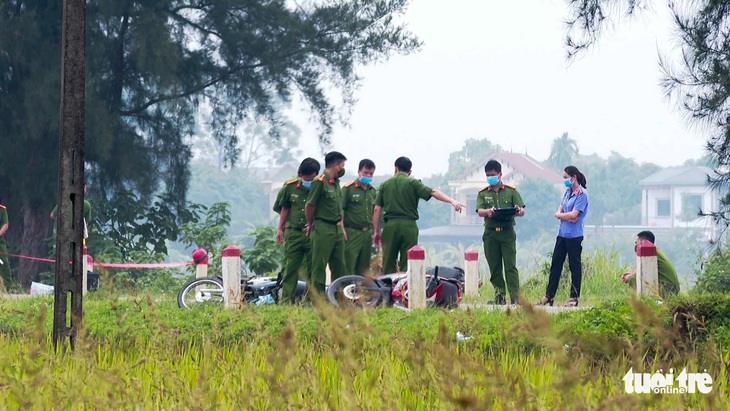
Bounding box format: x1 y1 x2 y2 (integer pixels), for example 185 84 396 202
0 251 727 410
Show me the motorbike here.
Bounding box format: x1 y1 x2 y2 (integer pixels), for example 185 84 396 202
325 266 464 309
178 265 466 309
177 272 306 309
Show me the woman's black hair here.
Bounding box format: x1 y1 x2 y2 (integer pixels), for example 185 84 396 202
564 165 587 188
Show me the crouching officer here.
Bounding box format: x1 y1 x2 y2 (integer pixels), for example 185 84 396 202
274 157 320 303
342 159 377 276
476 160 525 305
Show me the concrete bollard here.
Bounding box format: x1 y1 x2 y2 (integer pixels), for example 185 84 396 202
407 245 426 309
636 240 659 296
221 245 241 309
82 245 90 295
192 247 209 279
464 249 479 296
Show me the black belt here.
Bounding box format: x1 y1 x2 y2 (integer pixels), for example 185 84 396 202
314 218 341 225
344 222 371 231
384 217 415 223
486 226 513 232
285 225 306 231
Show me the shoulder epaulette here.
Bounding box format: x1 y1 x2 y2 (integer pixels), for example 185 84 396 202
284 177 298 185
317 174 326 182
343 180 355 188
0 204 5 209
575 188 584 195
478 185 491 192
502 183 516 189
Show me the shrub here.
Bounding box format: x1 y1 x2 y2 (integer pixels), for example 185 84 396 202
694 245 730 294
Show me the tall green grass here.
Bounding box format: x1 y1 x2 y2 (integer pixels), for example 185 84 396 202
0 293 727 410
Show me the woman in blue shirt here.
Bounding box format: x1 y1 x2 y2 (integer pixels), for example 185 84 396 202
537 166 589 307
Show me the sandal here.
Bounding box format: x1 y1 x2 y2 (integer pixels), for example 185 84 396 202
564 298 579 307
536 296 554 306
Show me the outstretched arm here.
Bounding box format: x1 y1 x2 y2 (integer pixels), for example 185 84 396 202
430 189 464 212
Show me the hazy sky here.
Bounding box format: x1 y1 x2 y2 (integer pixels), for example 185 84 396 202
291 0 706 178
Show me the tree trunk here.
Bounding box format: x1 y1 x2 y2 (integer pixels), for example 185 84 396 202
19 205 52 290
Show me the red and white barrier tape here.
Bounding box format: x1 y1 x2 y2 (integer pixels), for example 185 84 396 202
1 252 192 269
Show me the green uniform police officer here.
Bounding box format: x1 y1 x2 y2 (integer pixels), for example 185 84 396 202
342 159 377 276
373 156 464 274
0 200 10 285
476 160 526 305
305 151 348 293
274 157 320 303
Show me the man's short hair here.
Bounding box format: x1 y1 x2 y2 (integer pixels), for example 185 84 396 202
324 151 347 168
394 156 412 172
298 157 321 176
637 230 656 244
359 159 376 171
484 160 502 173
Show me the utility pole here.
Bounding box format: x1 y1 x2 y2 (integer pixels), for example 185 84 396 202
54 0 86 350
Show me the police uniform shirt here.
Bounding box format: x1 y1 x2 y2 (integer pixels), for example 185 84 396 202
342 180 377 229
306 170 343 223
476 182 525 229
274 177 310 229
375 172 432 221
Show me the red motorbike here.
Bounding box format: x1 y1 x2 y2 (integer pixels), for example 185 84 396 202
325 266 464 309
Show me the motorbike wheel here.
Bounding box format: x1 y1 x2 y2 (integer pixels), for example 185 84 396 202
326 275 384 308
177 277 224 309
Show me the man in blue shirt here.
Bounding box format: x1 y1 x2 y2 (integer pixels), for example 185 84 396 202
537 166 589 307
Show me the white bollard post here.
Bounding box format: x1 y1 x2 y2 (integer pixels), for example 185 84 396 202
636 240 659 296
407 245 426 309
464 249 479 296
192 248 209 279
82 245 90 295
221 245 241 309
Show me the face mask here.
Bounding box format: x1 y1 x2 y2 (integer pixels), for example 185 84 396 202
337 168 345 178
360 176 373 185
563 178 572 188
301 180 312 188
487 176 499 186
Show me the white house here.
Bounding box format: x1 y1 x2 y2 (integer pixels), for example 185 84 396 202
639 166 720 239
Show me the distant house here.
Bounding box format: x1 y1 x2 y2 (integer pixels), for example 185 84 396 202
639 166 719 238
420 152 563 242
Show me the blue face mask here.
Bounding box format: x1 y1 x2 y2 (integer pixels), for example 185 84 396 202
360 176 373 185
487 175 499 186
563 178 572 188
301 180 312 188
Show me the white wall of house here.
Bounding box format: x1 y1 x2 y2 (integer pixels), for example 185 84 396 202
642 185 718 238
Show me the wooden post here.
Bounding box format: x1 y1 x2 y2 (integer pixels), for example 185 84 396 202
407 245 426 309
221 245 241 309
53 0 86 351
636 240 659 296
464 249 479 296
192 248 209 279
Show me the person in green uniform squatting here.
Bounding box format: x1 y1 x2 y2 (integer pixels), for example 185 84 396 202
476 160 526 305
372 156 464 274
0 198 11 287
342 159 377 276
305 151 348 294
273 157 321 303
620 231 680 299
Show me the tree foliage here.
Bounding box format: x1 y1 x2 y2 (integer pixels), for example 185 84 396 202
517 177 563 241
563 0 730 231
0 0 419 284
546 132 579 172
